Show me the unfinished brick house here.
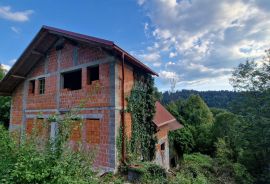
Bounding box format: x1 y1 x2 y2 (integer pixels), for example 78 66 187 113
0 26 182 171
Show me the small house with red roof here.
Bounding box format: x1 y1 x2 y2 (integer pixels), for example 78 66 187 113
0 26 182 172
153 101 183 169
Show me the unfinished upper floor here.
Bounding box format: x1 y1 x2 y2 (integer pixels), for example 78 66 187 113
0 26 158 113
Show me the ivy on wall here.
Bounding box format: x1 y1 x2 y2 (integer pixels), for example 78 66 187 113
126 74 157 161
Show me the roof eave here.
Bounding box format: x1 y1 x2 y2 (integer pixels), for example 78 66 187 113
113 45 159 76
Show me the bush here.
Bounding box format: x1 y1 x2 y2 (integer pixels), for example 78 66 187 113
169 125 195 156
169 153 213 184
100 172 124 184
0 126 17 181
128 162 168 184
170 153 253 184
145 163 167 178
0 116 99 184
172 173 208 184
232 163 254 184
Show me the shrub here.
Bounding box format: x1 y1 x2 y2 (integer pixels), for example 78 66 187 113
169 153 253 184
168 154 212 184
232 163 254 184
0 115 99 183
128 162 168 184
215 138 233 160
169 125 195 157
172 173 208 184
0 125 17 181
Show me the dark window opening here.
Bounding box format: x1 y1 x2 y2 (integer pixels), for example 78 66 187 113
170 158 176 168
39 78 45 94
161 143 165 151
62 69 82 90
29 80 35 94
87 65 99 85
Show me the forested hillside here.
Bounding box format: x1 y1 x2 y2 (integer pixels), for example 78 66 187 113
162 90 239 109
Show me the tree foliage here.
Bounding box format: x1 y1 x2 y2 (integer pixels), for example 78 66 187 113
169 125 195 156
167 95 214 155
0 65 11 129
230 49 270 183
172 153 253 184
183 95 214 126
162 90 239 109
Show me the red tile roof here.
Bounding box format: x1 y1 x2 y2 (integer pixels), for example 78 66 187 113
153 101 183 131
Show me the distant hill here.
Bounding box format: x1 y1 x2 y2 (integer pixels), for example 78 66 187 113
162 90 239 109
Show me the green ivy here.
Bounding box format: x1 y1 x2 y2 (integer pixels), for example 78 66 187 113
127 75 157 161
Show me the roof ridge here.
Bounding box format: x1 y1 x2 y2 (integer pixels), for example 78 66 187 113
42 25 114 46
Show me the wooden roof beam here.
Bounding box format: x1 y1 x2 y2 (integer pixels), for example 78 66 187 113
31 50 46 57
11 75 26 79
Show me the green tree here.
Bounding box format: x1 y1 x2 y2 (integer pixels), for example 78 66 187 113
210 107 228 117
183 95 214 154
166 99 186 125
183 95 214 126
169 125 195 159
212 112 242 161
230 49 270 183
0 65 11 129
167 95 214 155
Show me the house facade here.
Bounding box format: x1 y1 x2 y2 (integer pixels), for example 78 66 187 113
0 26 181 172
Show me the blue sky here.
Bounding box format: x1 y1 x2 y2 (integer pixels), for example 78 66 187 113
0 0 270 91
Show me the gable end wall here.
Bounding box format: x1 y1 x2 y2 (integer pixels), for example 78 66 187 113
9 42 119 171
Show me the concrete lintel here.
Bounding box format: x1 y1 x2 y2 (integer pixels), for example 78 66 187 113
26 56 114 81
26 113 103 120
81 114 103 119
25 109 58 113
59 56 114 74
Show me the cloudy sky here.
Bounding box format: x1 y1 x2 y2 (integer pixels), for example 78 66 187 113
0 0 270 91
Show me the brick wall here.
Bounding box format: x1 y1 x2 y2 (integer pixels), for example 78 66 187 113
10 83 23 126
10 41 116 170
115 61 134 138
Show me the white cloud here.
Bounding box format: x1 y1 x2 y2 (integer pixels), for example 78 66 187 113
153 62 162 67
178 75 233 91
144 22 149 31
169 52 177 58
11 26 20 34
1 64 11 71
159 70 180 80
137 0 146 6
0 6 33 22
138 52 161 62
165 61 176 67
138 0 270 90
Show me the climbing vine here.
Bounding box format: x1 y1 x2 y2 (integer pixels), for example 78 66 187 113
127 74 157 161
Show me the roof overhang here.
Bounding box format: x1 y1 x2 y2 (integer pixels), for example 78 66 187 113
0 26 158 96
153 101 183 131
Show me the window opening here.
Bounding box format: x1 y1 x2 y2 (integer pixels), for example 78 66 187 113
62 69 82 90
87 65 99 85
